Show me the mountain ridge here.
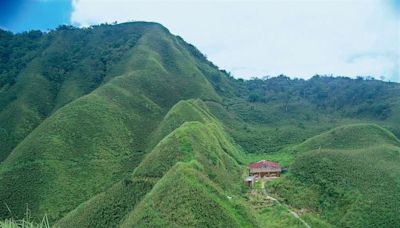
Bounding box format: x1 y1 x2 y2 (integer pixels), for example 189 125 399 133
0 22 400 227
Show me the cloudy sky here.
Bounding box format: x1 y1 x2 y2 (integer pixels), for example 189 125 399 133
1 0 399 81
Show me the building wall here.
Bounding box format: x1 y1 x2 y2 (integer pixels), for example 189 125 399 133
251 171 280 177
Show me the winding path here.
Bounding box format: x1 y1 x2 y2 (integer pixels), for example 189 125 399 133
264 194 311 228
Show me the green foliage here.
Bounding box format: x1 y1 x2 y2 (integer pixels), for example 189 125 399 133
55 178 155 228
148 99 215 147
0 206 50 228
0 22 220 222
0 23 152 161
122 162 257 227
270 124 400 227
256 204 305 228
242 75 399 120
1 21 400 228
56 100 248 227
0 218 49 228
206 75 400 154
295 123 400 151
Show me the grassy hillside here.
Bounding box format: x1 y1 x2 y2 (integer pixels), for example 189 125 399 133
269 124 400 227
56 100 249 227
1 22 400 227
0 23 151 161
0 24 220 221
208 76 400 154
294 123 400 151
148 99 216 148
121 161 256 227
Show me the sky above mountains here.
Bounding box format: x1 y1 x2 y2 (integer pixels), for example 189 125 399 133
0 0 399 81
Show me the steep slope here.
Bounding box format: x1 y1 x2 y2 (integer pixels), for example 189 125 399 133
1 21 400 227
0 23 220 221
271 124 400 227
134 121 242 190
121 161 255 227
56 99 249 227
149 99 216 145
0 23 151 161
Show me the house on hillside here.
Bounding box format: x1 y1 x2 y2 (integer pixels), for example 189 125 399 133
244 160 282 187
249 160 282 177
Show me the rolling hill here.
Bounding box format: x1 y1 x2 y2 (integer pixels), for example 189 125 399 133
269 124 400 227
0 22 220 221
1 22 400 227
56 99 251 227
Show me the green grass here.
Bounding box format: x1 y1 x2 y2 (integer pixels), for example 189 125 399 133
121 161 257 227
245 190 321 227
256 204 305 227
300 213 334 228
206 99 346 154
269 124 400 227
54 178 155 228
0 24 220 222
148 99 217 149
56 99 248 227
0 208 50 228
0 22 153 162
206 77 400 155
1 21 400 227
294 123 400 151
0 218 49 228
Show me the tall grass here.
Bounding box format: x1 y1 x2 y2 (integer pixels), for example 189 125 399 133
0 217 49 228
0 207 50 228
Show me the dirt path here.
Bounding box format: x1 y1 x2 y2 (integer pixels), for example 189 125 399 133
264 194 311 228
259 177 311 228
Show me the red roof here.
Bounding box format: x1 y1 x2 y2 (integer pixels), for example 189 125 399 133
249 160 280 169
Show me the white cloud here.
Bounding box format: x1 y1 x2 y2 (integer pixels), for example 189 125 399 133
71 0 400 81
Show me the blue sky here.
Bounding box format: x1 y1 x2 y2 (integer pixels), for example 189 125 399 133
0 0 72 32
0 0 399 82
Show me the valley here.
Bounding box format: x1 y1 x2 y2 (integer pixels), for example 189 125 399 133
0 22 399 227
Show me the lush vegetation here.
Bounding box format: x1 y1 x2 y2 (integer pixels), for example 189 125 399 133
1 22 400 227
268 124 400 227
207 75 400 154
0 23 219 221
56 100 250 227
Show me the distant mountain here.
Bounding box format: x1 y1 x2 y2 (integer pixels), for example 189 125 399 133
0 22 399 227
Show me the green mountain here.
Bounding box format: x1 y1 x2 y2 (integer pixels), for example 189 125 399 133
1 22 400 227
56 99 251 227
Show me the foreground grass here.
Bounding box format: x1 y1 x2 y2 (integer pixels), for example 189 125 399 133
0 215 50 228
